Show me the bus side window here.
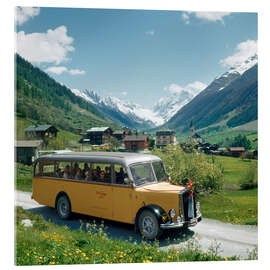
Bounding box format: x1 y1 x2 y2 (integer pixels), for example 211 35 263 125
92 163 112 183
58 162 71 179
36 161 54 177
114 164 128 185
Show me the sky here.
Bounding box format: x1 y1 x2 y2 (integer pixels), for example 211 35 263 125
15 7 257 108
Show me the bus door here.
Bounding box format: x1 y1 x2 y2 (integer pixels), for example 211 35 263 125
111 164 134 224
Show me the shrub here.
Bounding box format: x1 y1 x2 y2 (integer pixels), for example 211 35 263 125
239 164 257 190
151 145 224 194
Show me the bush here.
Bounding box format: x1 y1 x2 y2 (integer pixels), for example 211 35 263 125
151 145 224 194
239 164 257 190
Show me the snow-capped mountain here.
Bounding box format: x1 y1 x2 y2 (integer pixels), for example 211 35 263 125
214 54 258 92
72 54 257 130
164 54 258 132
71 89 164 129
153 85 204 123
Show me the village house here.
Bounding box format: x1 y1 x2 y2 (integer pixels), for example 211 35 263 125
155 130 176 148
85 127 113 145
112 130 125 141
228 147 245 157
24 125 58 140
74 127 83 135
123 135 149 152
15 140 43 165
122 127 132 136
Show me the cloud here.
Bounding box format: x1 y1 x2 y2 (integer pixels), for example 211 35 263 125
182 11 231 24
182 12 190 24
166 81 207 95
185 81 207 94
193 12 231 23
166 83 184 94
45 66 85 75
145 30 155 36
16 26 74 65
69 69 86 75
15 7 40 25
121 91 128 96
220 40 257 67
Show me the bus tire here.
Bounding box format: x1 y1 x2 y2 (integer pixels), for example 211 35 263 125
56 194 72 220
138 210 161 240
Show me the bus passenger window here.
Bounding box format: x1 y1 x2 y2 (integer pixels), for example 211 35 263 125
114 165 128 185
57 162 72 179
92 163 112 183
36 161 55 177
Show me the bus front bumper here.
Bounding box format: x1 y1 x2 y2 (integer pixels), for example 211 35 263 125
160 214 202 230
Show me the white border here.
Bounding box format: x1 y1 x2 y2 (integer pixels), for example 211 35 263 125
2 1 269 270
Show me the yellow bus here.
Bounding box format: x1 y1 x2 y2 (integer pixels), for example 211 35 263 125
32 152 201 239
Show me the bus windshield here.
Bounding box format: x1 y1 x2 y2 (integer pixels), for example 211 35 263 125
152 161 168 182
130 163 156 186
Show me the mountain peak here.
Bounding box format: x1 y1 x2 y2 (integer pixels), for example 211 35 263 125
71 89 164 128
229 53 258 75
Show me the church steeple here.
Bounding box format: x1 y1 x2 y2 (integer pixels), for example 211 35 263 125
189 119 195 137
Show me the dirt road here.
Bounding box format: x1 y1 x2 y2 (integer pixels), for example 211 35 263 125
15 190 257 259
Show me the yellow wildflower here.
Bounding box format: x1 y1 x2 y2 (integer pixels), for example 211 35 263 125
49 262 55 265
95 251 100 255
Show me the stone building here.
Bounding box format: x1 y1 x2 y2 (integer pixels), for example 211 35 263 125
155 130 176 147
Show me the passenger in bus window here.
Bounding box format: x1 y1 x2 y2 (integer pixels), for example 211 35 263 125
96 166 101 177
85 170 91 181
74 168 82 180
92 169 98 181
72 163 79 177
82 163 89 178
55 168 62 178
104 166 111 182
63 165 71 179
116 167 127 184
99 170 105 181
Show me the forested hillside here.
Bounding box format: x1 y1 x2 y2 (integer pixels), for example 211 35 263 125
15 54 118 132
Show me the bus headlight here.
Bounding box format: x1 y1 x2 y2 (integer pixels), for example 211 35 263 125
169 209 176 219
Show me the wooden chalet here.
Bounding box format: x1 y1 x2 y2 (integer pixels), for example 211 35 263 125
123 135 149 151
112 130 125 141
15 140 43 165
86 127 113 145
228 147 245 157
24 125 58 140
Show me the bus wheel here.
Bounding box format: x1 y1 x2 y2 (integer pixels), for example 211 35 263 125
56 195 71 220
138 210 160 240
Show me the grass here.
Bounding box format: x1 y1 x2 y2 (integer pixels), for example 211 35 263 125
15 163 33 192
15 117 34 140
203 130 257 147
199 188 258 225
16 206 242 266
210 155 258 185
